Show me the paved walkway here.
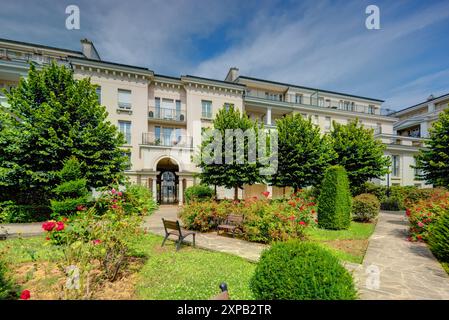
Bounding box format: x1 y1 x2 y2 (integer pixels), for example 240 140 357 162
143 205 266 262
0 222 43 238
354 211 449 300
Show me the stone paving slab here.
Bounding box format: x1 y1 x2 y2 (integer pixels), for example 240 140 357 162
354 211 449 300
143 205 267 262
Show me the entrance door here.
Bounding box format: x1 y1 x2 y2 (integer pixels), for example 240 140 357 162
159 171 178 204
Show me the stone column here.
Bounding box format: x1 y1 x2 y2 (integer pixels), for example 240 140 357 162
266 107 272 126
152 178 157 201
178 181 184 206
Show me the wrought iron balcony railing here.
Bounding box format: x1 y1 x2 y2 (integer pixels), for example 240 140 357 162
141 132 193 148
148 107 186 122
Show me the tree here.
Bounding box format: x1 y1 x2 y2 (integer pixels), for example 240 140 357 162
416 108 449 187
196 105 262 200
0 62 127 206
270 113 334 192
329 119 389 194
50 157 89 217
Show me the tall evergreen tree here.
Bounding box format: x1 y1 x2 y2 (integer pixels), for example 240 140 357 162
0 62 127 205
329 119 390 193
416 107 449 187
271 113 334 191
195 105 262 200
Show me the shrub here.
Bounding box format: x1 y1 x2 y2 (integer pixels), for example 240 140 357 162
179 191 317 243
123 184 158 215
380 197 401 211
0 203 50 223
50 157 89 217
250 241 357 300
352 193 379 222
184 185 214 203
317 166 352 230
407 189 449 242
0 256 19 300
428 210 449 262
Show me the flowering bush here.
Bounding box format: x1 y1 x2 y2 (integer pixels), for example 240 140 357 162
179 191 317 243
352 193 380 222
40 187 144 299
407 189 449 242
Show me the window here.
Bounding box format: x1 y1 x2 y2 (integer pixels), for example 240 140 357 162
295 94 302 104
176 100 181 119
368 105 375 114
155 97 161 118
224 103 233 111
376 123 382 134
318 97 324 107
392 155 400 177
202 100 212 118
118 89 131 109
155 126 161 141
313 115 319 125
95 86 101 104
325 116 331 130
118 121 131 144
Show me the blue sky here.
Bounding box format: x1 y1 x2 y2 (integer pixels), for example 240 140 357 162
1 0 449 110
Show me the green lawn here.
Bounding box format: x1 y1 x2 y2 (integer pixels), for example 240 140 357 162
0 234 256 300
306 222 376 264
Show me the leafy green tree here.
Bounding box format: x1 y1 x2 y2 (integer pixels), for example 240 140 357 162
196 105 262 200
51 157 89 217
271 113 334 192
416 108 449 187
329 119 390 194
0 62 127 206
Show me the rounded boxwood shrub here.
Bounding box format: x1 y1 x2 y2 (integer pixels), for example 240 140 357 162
318 165 352 230
184 184 214 203
428 210 449 262
250 241 357 300
352 193 380 222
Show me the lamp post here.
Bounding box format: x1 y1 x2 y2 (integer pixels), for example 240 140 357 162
386 172 391 198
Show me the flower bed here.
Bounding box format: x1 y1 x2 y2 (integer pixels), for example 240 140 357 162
179 191 317 243
407 188 449 242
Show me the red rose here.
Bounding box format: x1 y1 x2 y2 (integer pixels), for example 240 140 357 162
405 209 411 216
262 191 270 198
56 221 65 231
20 290 30 300
42 221 56 232
299 221 306 226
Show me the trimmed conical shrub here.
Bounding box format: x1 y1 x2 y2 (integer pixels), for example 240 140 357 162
318 165 352 230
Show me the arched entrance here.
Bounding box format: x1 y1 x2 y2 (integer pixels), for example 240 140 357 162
156 157 179 204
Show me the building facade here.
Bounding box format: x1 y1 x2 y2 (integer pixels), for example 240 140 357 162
0 38 443 204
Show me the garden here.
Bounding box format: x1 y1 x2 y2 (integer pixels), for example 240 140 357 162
2 63 449 300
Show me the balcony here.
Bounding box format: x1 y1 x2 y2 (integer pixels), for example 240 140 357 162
141 132 193 148
148 107 186 123
375 133 427 149
117 102 132 114
244 92 394 117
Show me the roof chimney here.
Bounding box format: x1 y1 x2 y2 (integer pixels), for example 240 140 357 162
80 39 101 60
225 67 239 82
427 94 434 101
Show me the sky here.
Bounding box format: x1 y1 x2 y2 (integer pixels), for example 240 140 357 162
1 0 449 111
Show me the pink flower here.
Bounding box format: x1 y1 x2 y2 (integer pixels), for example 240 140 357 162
111 204 118 209
111 188 116 194
92 239 102 245
299 221 306 226
117 191 123 197
417 221 424 228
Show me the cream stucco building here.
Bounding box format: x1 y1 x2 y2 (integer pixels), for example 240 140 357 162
0 38 445 204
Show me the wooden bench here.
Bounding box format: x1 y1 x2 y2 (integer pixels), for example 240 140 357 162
210 283 230 300
217 214 244 237
161 218 196 251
